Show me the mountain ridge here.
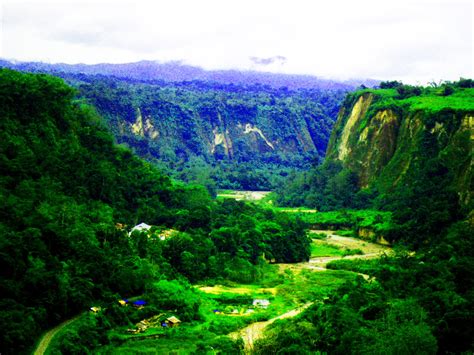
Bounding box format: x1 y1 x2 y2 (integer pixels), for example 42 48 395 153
0 59 379 90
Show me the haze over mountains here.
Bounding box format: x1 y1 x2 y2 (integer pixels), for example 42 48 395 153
0 59 379 90
1 59 374 191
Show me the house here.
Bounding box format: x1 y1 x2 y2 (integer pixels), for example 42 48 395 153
160 315 181 327
252 299 270 309
118 299 128 306
90 306 102 313
136 320 149 332
129 223 152 236
165 316 181 327
158 229 178 241
132 300 147 308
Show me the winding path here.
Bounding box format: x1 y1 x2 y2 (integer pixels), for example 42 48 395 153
230 231 391 352
229 303 313 352
33 316 80 355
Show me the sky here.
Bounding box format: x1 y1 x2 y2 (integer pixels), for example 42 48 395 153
0 0 472 84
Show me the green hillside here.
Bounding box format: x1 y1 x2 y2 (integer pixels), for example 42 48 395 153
0 69 309 354
73 75 344 191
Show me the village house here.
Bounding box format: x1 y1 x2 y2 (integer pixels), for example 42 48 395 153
132 300 147 309
252 299 270 309
161 316 181 328
128 222 152 236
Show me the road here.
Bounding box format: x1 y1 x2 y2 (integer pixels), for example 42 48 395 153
33 316 80 355
229 231 391 352
229 303 313 352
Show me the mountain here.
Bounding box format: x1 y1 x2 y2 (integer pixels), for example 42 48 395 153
277 80 473 245
0 60 366 190
0 59 379 90
74 75 346 190
326 82 473 207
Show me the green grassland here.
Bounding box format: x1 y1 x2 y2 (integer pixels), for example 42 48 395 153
359 87 474 114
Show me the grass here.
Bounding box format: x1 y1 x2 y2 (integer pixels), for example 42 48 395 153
102 327 223 354
310 242 344 257
326 258 382 276
401 88 474 113
311 240 364 258
277 269 359 303
356 87 474 114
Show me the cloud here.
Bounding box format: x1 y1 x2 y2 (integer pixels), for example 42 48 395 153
0 0 472 83
249 56 287 66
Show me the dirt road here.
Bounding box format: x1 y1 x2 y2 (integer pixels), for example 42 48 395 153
33 316 80 355
229 231 391 351
229 303 313 352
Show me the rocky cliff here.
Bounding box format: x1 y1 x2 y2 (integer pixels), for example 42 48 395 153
326 86 474 206
73 76 345 189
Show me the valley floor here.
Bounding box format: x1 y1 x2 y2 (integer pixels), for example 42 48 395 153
37 228 390 354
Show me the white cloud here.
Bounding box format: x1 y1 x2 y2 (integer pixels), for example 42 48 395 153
0 0 472 83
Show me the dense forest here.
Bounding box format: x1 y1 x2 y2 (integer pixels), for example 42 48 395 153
74 75 345 191
268 80 474 353
0 60 351 191
0 69 310 353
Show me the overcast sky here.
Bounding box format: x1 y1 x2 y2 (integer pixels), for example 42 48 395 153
0 0 472 83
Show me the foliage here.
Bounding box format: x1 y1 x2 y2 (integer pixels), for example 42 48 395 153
0 69 311 354
70 74 346 191
275 161 370 210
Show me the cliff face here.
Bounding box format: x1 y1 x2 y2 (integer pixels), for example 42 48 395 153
77 77 344 168
326 89 474 206
124 102 317 160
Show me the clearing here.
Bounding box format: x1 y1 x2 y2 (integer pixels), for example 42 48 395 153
198 284 277 296
228 231 391 351
217 190 272 201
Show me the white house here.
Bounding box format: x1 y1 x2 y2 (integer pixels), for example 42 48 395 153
129 223 152 236
253 299 270 309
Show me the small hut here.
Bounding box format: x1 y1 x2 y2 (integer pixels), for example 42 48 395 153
252 299 270 309
166 316 181 327
129 223 152 236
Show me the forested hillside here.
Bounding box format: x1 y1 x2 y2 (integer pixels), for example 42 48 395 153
0 60 354 190
0 69 310 354
76 76 344 190
263 81 474 353
278 80 473 219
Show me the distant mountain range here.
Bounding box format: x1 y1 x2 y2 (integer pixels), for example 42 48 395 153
0 59 379 190
0 59 379 90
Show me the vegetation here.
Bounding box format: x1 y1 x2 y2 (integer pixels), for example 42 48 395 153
1 69 473 354
266 80 474 353
68 74 346 191
0 69 310 354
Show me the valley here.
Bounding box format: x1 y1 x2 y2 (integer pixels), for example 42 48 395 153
0 70 472 355
37 226 389 354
